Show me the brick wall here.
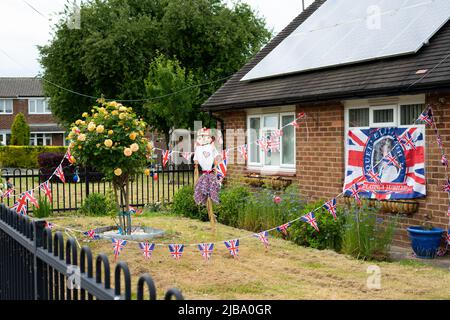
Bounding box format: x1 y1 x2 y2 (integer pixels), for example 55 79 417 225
0 99 58 130
216 91 450 247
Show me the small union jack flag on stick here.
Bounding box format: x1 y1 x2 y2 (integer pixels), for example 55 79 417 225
254 231 269 250
84 229 99 240
348 183 362 205
238 144 248 161
139 241 155 260
54 165 66 184
168 244 184 260
323 198 337 220
198 243 214 261
162 150 172 168
418 107 434 126
112 238 127 261
276 223 291 236
301 212 319 232
39 181 52 203
12 194 28 215
224 239 239 259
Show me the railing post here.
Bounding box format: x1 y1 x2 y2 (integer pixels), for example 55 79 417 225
33 220 46 300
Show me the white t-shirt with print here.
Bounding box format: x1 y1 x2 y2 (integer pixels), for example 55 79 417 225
194 144 219 171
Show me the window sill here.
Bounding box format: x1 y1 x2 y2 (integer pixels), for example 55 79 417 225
245 167 296 177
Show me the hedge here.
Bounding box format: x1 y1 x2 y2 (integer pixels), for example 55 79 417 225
0 146 68 168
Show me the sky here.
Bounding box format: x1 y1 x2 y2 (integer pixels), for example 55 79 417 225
0 0 314 77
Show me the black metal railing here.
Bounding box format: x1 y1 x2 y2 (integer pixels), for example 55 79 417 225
0 205 184 300
1 164 194 213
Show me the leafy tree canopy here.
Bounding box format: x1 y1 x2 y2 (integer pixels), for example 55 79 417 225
39 0 272 128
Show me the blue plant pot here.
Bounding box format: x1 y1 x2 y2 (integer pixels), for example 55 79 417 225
407 226 444 259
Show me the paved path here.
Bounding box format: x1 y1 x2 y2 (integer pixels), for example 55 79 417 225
390 245 450 269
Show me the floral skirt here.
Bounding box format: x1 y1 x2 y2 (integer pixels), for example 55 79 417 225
194 173 221 205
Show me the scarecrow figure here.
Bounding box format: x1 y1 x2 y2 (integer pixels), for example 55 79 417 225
193 128 221 231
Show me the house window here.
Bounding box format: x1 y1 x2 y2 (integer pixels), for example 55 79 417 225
0 99 13 114
0 132 11 146
30 133 52 146
247 112 296 171
29 99 51 114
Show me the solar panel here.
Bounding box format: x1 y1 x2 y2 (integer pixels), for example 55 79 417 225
241 0 450 81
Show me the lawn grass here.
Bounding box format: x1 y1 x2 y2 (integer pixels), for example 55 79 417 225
50 212 450 300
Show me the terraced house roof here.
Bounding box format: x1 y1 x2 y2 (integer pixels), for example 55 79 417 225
203 0 450 111
0 77 44 98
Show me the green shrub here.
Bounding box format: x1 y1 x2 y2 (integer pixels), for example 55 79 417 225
288 201 345 251
216 184 252 227
341 204 398 261
0 146 68 168
33 197 52 218
79 192 117 217
10 113 30 146
172 185 208 221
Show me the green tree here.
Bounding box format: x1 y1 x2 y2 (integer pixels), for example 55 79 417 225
10 113 30 146
144 54 200 145
39 0 271 128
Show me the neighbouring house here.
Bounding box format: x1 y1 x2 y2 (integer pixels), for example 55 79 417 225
203 0 450 247
0 77 65 146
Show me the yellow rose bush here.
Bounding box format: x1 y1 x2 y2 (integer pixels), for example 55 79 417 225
68 99 153 234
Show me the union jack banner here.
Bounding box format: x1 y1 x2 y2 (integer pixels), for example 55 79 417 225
39 181 52 203
54 165 66 184
224 239 239 258
24 190 39 208
139 241 155 260
345 127 425 200
12 194 27 215
254 231 269 250
112 238 127 261
197 243 214 261
276 223 291 236
442 155 448 167
301 212 319 232
323 198 337 220
418 107 434 126
237 144 248 161
84 229 99 240
168 244 184 260
162 150 172 168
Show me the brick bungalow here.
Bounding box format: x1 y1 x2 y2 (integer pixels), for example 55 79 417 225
203 0 450 247
0 78 65 146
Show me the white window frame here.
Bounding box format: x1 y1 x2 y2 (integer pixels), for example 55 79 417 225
28 98 51 115
0 99 13 114
246 109 296 173
344 94 426 167
0 131 11 146
30 133 53 146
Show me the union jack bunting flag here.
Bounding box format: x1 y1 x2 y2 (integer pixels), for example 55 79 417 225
418 107 434 126
447 233 450 245
297 112 306 119
442 154 448 167
276 223 291 236
271 129 283 138
436 134 444 150
112 238 127 261
24 190 39 208
215 157 227 178
198 243 214 261
139 241 155 260
290 119 300 128
301 212 319 232
168 244 184 260
181 152 193 162
84 229 99 240
398 132 417 151
443 179 450 193
54 165 66 184
162 150 172 168
254 231 269 250
2 188 14 200
348 184 362 205
238 144 248 161
224 239 239 258
323 198 337 220
12 194 27 215
39 181 52 203
267 135 280 152
44 221 54 229
345 127 425 200
65 149 76 164
256 138 269 153
448 204 450 217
